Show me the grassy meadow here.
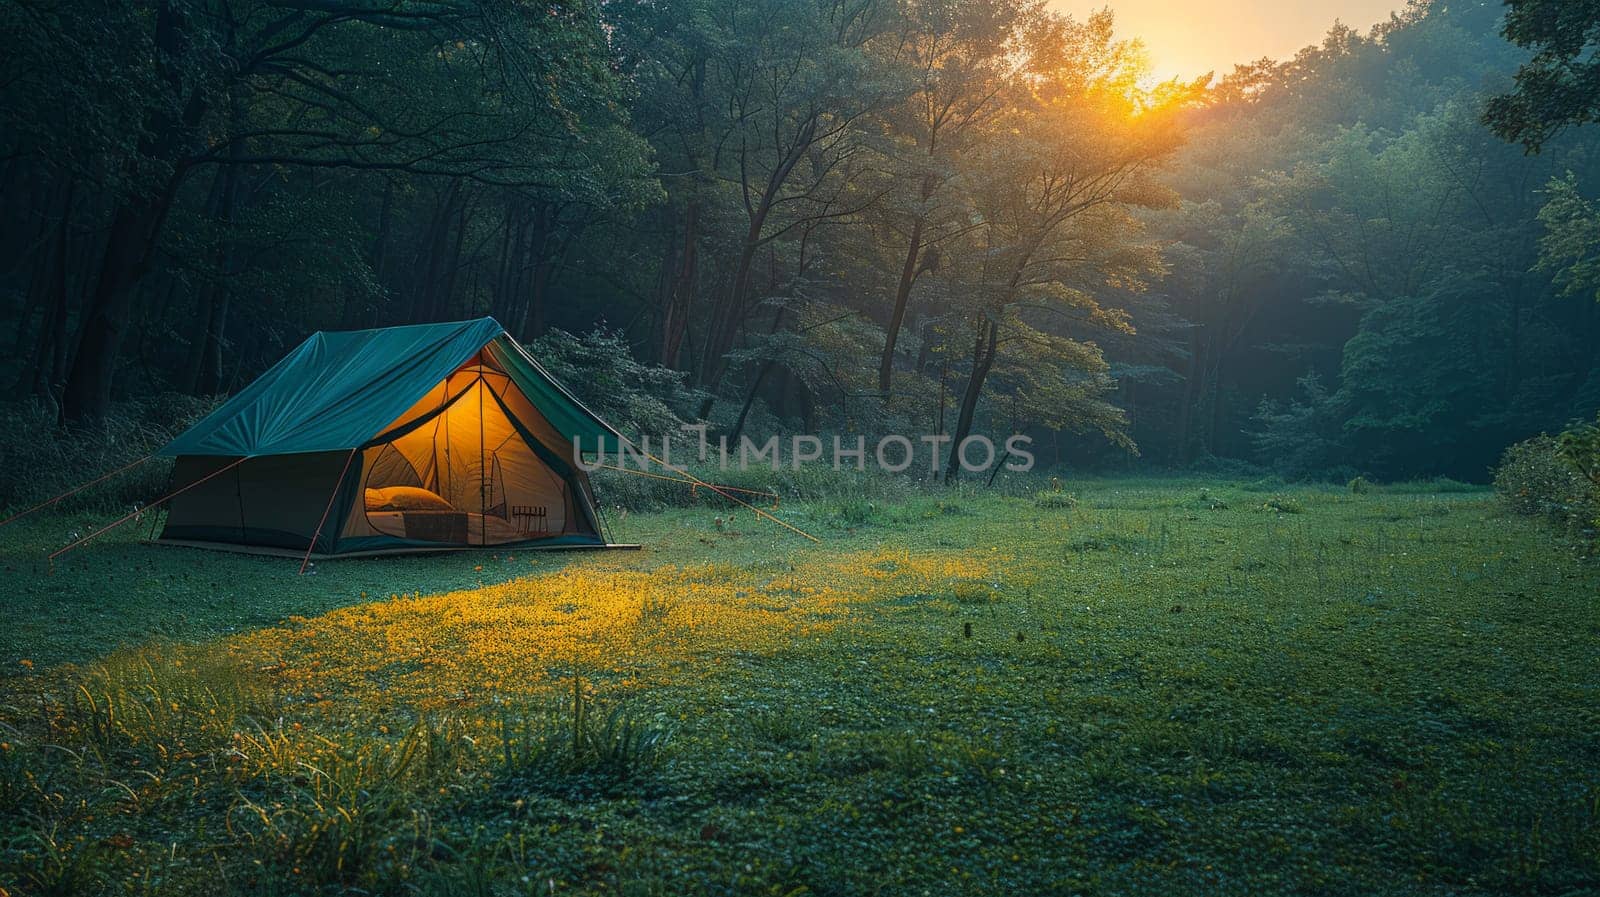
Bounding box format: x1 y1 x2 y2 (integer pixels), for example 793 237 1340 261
0 478 1597 895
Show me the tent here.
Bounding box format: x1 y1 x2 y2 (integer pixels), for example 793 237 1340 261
156 317 624 556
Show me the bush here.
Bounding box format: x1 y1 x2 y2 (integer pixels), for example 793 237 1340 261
1347 476 1371 494
1032 490 1079 510
833 497 877 527
525 328 703 436
1494 423 1600 544
1259 496 1304 514
1250 372 1345 480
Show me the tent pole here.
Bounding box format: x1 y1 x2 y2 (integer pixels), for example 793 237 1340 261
478 370 486 547
299 448 358 575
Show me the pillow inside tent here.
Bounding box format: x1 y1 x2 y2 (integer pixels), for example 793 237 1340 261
365 485 454 512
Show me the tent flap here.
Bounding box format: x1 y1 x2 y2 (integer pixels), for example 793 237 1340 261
483 336 622 455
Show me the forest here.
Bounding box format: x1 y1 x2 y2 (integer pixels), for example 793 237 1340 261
4 0 1598 485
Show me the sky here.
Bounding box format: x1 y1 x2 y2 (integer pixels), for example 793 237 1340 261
1053 1 1403 83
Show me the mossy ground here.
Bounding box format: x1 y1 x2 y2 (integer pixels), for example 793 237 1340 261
0 479 1597 895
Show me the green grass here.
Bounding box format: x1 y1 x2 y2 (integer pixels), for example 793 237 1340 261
1 478 1597 895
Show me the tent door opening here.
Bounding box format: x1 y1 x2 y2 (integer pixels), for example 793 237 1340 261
358 359 569 546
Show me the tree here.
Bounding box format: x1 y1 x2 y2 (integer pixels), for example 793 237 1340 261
1537 172 1600 302
932 11 1193 480
1484 0 1600 151
616 0 893 414
869 0 1030 395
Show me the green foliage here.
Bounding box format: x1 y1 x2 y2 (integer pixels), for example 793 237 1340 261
1250 373 1345 480
1495 417 1600 544
1484 0 1600 151
1032 490 1079 509
1347 476 1372 494
1147 6 1599 479
1557 413 1600 486
832 497 877 528
525 328 702 436
1536 173 1600 303
2 0 1596 485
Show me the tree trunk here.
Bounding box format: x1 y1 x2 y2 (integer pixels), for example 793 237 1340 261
878 215 925 395
350 180 393 327
696 119 815 408
1505 285 1524 399
518 203 553 338
9 175 65 361
727 305 792 444
434 191 470 322
491 199 519 324
60 189 177 423
21 184 75 400
57 0 207 423
409 180 461 323
1174 327 1202 464
729 361 777 446
700 228 763 387
186 154 242 395
944 318 998 483
659 201 697 368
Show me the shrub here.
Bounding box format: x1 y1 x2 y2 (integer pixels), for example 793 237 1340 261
1032 490 1079 510
525 328 703 436
834 497 876 527
1558 414 1600 487
1250 372 1345 479
1495 422 1600 544
1259 496 1304 514
1347 476 1371 494
494 681 673 788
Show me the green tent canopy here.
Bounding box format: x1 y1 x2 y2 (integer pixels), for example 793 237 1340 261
157 318 625 556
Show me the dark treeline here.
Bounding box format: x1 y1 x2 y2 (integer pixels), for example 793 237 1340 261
2 0 1597 482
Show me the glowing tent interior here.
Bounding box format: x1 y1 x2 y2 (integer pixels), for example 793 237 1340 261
156 317 623 556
